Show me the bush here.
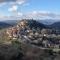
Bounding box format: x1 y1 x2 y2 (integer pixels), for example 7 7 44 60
11 40 22 49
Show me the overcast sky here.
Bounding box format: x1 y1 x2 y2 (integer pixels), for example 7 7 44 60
0 0 60 20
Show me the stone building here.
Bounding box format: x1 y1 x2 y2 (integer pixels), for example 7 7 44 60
6 20 29 39
41 29 52 35
12 27 18 39
18 20 28 28
6 27 18 39
6 28 13 38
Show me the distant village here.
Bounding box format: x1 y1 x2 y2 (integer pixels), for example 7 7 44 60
6 19 60 49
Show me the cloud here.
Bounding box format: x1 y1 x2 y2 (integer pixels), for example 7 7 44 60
16 0 26 5
0 0 27 5
8 5 23 17
23 11 60 19
0 11 23 20
8 5 18 12
17 12 23 16
8 0 28 18
0 0 27 7
0 0 22 3
0 2 6 7
0 0 14 3
1 10 60 20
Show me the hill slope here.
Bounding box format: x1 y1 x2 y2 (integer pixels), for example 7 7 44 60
0 22 12 29
50 22 60 30
2 20 17 26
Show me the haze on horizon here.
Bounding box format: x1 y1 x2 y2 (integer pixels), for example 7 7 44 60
0 0 60 20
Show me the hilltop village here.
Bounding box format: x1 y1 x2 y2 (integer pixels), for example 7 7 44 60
6 19 60 49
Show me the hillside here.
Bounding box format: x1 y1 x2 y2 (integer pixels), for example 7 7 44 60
50 22 60 30
38 19 57 25
0 22 12 29
3 20 17 25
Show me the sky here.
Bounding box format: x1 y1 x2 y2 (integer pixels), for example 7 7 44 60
0 0 60 20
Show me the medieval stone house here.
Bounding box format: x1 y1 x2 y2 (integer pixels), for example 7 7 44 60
6 28 13 38
6 20 28 39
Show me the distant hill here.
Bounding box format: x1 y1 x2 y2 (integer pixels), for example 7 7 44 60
2 20 17 26
0 22 12 29
50 22 60 30
1 19 60 25
37 19 59 25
